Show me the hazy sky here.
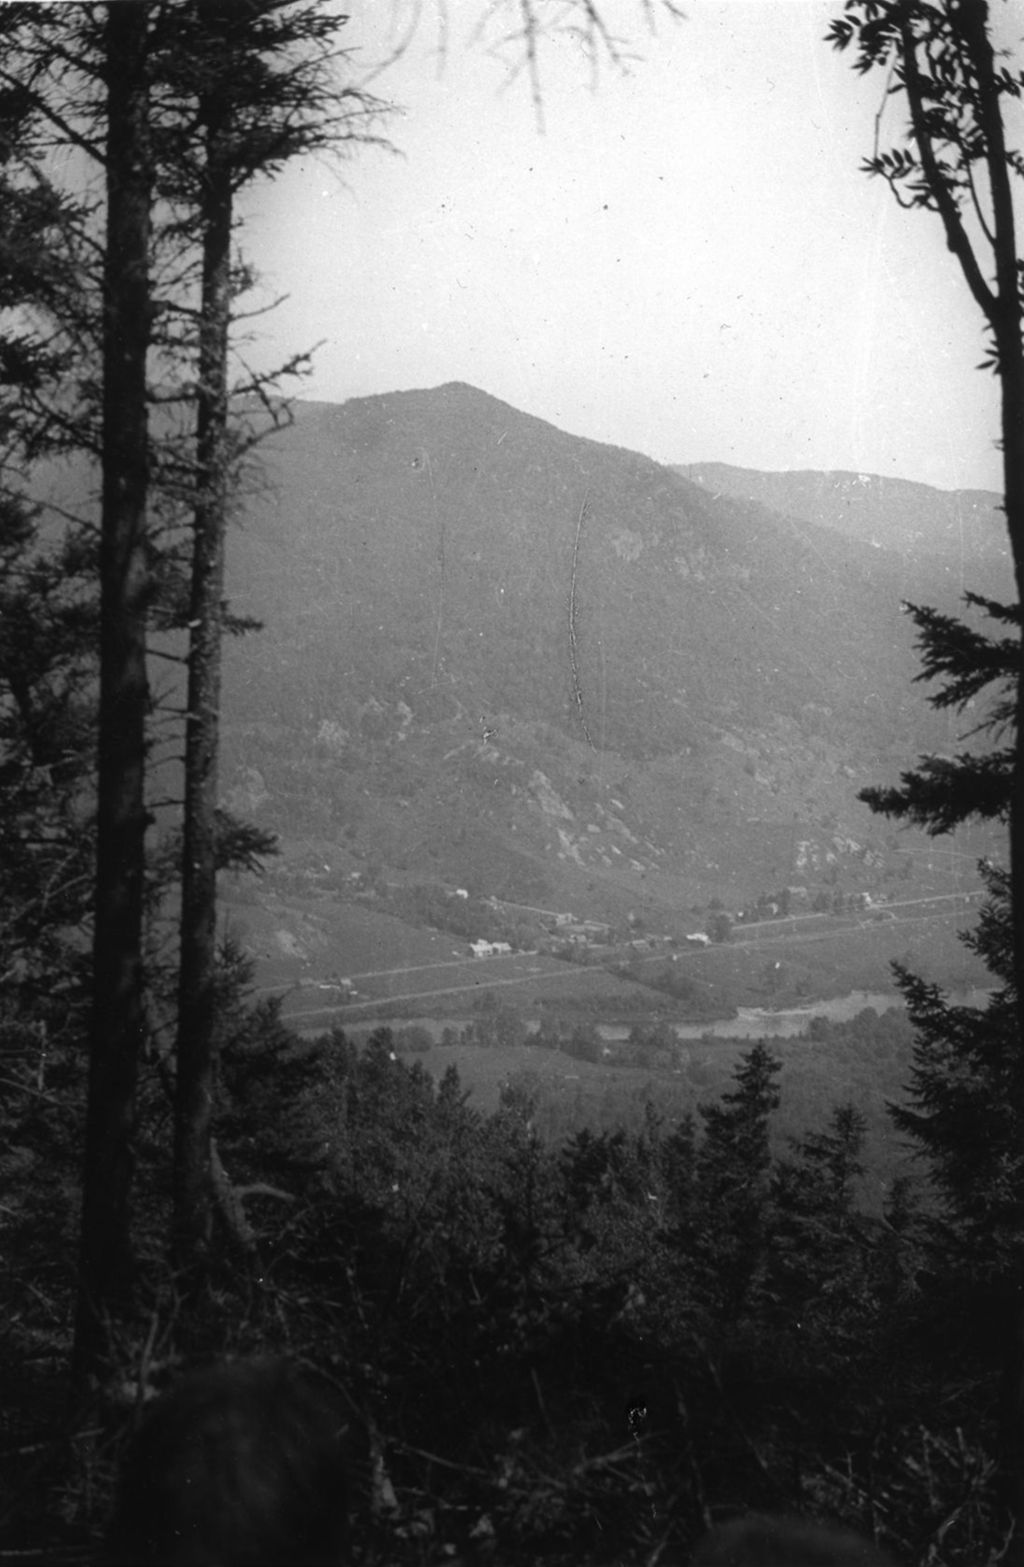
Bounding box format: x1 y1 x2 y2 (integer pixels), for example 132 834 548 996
240 1 1007 492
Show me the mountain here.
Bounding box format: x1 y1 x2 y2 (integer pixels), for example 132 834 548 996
219 383 1003 914
678 461 1009 592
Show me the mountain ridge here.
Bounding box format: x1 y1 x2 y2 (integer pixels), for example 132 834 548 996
220 383 1004 914
677 459 1007 571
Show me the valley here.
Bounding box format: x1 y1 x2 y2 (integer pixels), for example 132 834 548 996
239 883 985 1033
216 381 1006 1104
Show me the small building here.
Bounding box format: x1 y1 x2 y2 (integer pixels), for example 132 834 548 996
318 977 357 999
470 940 494 958
685 932 711 948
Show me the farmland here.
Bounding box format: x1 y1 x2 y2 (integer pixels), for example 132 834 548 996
230 876 988 1040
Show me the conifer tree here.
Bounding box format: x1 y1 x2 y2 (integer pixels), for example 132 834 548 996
694 1043 781 1321
0 510 96 1010
769 1103 871 1369
857 598 1020 1254
830 0 1024 1042
853 594 1023 1540
144 0 388 1277
830 10 1024 1539
890 878 1021 1279
73 0 154 1381
0 129 97 1020
0 0 388 1362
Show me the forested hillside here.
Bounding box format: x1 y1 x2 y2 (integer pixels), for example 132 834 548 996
218 384 1002 913
226 383 967 759
680 461 1007 575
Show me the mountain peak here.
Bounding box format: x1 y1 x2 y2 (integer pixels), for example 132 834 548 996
219 382 1004 908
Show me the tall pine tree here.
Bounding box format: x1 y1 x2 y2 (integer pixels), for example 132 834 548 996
856 591 1023 1545
694 1043 781 1322
145 0 388 1279
831 8 1024 1542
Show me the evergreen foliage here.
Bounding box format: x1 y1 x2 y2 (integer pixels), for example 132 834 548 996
861 598 1018 831
828 275 1024 1567
4 4 1024 1563
3 973 1011 1565
691 1042 780 1320
890 883 1023 1280
859 596 1023 1282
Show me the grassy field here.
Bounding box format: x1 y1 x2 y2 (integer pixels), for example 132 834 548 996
230 881 988 1036
225 889 465 985
680 900 986 1000
274 952 673 1030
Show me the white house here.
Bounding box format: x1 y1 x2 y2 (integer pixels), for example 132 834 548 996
470 939 512 958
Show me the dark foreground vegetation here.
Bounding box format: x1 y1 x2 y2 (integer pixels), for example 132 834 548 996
0 978 1017 1566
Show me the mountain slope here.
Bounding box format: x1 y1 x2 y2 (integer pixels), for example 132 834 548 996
226 385 949 752
220 384 998 907
678 461 1009 593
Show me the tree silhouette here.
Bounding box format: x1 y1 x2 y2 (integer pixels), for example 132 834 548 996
831 11 1024 1543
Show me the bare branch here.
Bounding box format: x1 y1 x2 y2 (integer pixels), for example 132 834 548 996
898 12 996 321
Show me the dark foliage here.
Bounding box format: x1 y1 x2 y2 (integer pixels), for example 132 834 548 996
860 598 1018 831
3 978 1010 1566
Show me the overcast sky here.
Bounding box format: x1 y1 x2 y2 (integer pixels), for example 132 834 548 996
240 1 1007 493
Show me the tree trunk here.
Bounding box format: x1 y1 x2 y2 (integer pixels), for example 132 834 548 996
961 12 1024 1555
172 94 233 1279
72 1 152 1386
963 0 1024 1034
994 324 1024 1567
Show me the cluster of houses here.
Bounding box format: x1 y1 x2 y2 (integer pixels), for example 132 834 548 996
465 895 723 960
468 902 615 959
